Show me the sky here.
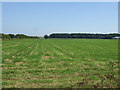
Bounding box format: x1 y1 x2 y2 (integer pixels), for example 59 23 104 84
2 2 118 36
0 2 2 33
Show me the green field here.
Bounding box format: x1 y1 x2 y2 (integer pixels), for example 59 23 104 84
2 39 119 88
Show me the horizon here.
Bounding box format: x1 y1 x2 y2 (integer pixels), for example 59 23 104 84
2 2 118 36
1 32 119 37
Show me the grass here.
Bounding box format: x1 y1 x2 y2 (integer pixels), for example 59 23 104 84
2 39 119 88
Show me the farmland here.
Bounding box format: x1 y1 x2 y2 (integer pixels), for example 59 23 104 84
2 39 119 88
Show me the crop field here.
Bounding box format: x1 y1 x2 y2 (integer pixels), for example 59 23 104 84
2 39 119 88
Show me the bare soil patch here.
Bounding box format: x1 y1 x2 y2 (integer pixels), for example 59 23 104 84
16 62 27 65
42 56 54 60
5 59 13 63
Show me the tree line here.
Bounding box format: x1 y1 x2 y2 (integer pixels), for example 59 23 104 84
44 33 120 39
0 33 39 39
1 33 120 39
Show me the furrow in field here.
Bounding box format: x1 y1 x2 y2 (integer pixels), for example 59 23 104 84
41 41 55 60
36 40 86 77
29 43 39 56
43 40 66 57
44 40 109 74
48 40 104 62
47 40 77 59
13 41 38 57
4 44 31 60
4 40 42 69
3 40 39 65
2 40 36 59
2 39 119 88
2 40 42 84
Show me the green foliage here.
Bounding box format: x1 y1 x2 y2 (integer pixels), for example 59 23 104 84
8 34 15 38
1 34 11 39
44 34 49 39
49 33 120 39
1 33 39 39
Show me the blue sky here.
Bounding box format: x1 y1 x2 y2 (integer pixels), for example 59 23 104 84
0 2 2 33
2 2 118 36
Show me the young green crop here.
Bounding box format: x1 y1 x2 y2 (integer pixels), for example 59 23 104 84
2 39 119 88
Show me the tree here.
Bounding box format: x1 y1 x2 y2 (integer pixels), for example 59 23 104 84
2 34 11 39
15 34 27 39
9 34 15 38
49 33 120 39
44 34 49 39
